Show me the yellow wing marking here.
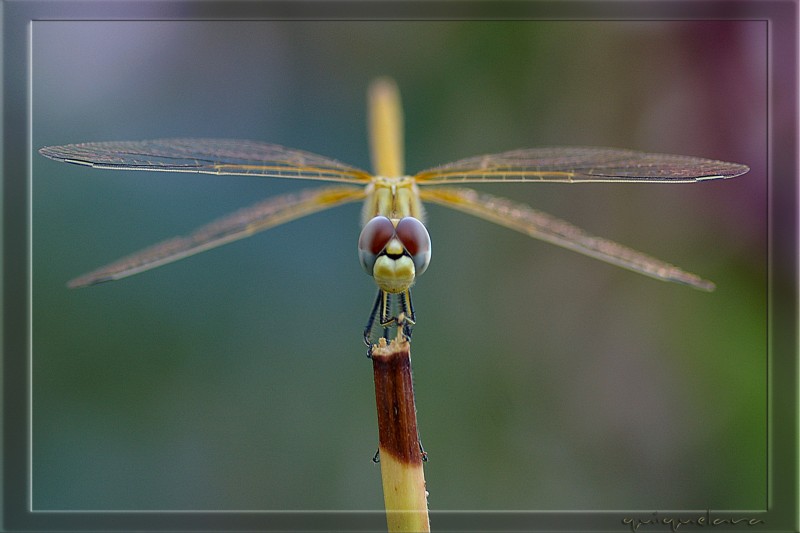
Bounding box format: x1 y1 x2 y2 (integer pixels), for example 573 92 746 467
210 163 372 182
415 169 578 183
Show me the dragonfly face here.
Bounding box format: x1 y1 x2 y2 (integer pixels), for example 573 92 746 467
359 175 431 295
38 77 749 350
358 215 431 293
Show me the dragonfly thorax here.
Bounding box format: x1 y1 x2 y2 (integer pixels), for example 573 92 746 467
358 216 431 293
362 176 423 225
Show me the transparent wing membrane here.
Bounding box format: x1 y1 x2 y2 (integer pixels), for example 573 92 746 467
414 146 749 184
39 139 373 183
420 187 716 291
67 186 365 288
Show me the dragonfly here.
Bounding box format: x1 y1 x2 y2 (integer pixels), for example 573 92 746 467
40 77 749 347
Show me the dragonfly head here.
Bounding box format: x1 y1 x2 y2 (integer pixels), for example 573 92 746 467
358 216 431 293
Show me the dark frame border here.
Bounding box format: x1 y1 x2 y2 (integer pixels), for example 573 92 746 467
5 1 795 531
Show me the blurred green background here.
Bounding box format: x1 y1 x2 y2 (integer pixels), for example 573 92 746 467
32 20 767 511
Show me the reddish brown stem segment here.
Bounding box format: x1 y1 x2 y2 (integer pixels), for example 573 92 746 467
371 337 430 532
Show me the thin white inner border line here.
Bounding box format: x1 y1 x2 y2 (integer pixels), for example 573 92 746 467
24 17 772 519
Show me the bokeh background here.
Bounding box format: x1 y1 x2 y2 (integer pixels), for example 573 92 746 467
32 19 767 511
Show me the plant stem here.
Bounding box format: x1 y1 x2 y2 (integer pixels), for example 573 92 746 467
371 336 430 532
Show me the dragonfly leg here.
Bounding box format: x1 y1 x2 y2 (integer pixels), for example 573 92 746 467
380 292 393 340
378 291 400 332
364 289 417 353
363 290 384 347
398 289 416 341
364 290 395 357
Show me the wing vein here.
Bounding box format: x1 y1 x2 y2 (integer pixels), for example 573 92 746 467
40 138 373 183
414 146 749 184
68 186 366 287
420 186 716 291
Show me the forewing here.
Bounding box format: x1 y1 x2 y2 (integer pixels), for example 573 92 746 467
413 146 749 184
68 186 366 288
420 186 715 291
40 138 373 183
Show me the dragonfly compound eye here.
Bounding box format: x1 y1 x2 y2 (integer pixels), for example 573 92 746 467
395 217 431 275
358 216 395 275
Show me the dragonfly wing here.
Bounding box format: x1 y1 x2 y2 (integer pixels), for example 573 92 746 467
68 186 366 288
420 186 715 291
40 138 373 183
413 146 749 184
